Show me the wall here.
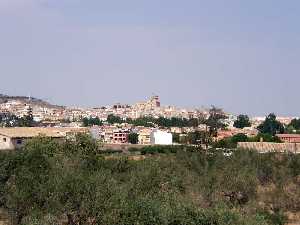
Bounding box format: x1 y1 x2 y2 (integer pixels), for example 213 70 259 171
0 208 12 225
238 142 300 154
150 131 173 145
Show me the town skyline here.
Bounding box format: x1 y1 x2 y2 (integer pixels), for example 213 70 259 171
0 92 299 118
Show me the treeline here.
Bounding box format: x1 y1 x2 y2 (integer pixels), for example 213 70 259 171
172 131 211 146
0 135 299 224
286 118 300 134
82 117 103 127
213 133 282 149
107 114 201 128
172 131 282 147
235 113 300 135
82 107 225 130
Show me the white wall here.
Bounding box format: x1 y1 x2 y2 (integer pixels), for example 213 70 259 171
0 135 15 150
150 130 173 145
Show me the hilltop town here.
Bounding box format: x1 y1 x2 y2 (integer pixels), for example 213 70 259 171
0 95 205 123
0 94 300 153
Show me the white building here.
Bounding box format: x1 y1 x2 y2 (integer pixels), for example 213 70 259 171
150 130 173 145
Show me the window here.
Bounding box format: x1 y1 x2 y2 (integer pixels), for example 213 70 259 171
3 138 6 142
16 139 22 145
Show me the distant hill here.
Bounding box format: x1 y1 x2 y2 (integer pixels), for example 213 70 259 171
0 94 64 109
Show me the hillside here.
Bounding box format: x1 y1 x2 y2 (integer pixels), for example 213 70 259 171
0 94 64 109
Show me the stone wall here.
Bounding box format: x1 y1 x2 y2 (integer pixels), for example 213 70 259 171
0 209 12 225
237 142 300 154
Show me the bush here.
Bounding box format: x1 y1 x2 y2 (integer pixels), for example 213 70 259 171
0 137 298 224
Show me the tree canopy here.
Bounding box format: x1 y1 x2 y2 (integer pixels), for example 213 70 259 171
257 113 284 135
82 117 103 127
128 133 139 144
107 115 201 128
107 114 123 124
213 133 282 149
233 114 251 129
286 118 300 133
205 106 227 136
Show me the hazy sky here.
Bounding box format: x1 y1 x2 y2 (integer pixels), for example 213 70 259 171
0 0 299 116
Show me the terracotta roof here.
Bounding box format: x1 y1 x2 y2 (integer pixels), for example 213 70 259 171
0 127 87 138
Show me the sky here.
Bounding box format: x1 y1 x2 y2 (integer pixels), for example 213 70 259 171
0 0 299 116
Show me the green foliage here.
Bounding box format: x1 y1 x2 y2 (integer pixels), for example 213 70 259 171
156 117 199 128
289 118 300 130
230 133 249 143
258 210 287 225
126 116 156 127
121 116 201 128
214 133 282 149
128 147 140 153
262 133 282 142
214 133 248 149
106 109 226 130
257 113 284 135
285 118 300 133
129 116 200 128
248 133 282 143
234 114 251 128
128 133 139 144
0 137 299 224
140 145 178 155
172 133 180 143
206 106 227 137
82 116 103 126
107 114 123 124
186 130 211 146
4 139 56 223
136 145 200 155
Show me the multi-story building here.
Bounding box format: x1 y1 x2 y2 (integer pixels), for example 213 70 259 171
112 129 129 144
138 128 152 145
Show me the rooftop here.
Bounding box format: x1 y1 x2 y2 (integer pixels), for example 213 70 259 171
0 127 87 138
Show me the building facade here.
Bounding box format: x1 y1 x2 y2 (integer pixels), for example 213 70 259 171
150 130 173 145
138 128 152 145
0 127 87 150
276 134 300 143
